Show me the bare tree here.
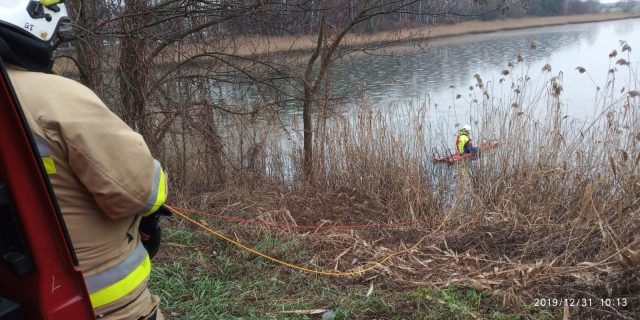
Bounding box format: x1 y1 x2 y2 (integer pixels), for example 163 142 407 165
299 0 508 181
60 0 511 187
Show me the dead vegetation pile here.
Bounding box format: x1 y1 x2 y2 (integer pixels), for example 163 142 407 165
172 177 640 318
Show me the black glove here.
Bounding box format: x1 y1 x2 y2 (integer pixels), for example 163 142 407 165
139 205 171 259
155 205 173 217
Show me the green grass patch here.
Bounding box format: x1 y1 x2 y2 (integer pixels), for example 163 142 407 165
163 227 199 245
407 286 546 320
151 225 557 319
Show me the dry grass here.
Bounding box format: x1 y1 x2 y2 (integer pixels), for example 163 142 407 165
159 40 640 318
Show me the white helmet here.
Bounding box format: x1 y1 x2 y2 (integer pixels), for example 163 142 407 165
0 0 69 43
463 124 472 132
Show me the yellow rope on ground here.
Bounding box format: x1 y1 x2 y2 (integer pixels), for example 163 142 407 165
167 205 432 277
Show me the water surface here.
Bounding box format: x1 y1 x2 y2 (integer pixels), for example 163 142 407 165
328 18 640 127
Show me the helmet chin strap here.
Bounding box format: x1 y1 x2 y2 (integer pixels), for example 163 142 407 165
0 26 53 73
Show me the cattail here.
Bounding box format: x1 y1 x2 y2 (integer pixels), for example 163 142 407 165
512 102 519 108
475 74 484 89
629 90 639 98
501 69 510 76
575 66 586 74
554 85 563 97
542 64 552 72
609 50 617 58
530 40 537 50
616 58 629 66
517 112 524 116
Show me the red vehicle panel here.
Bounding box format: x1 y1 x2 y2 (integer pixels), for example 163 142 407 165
0 60 94 319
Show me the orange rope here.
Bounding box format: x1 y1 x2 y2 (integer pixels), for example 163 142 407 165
167 205 432 277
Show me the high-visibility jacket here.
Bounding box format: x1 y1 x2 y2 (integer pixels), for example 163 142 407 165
7 65 167 319
456 130 470 155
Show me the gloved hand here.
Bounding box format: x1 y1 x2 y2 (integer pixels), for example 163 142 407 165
139 205 172 259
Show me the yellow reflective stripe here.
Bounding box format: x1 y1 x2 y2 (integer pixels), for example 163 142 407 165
42 156 57 174
143 167 167 216
89 255 151 309
40 0 62 6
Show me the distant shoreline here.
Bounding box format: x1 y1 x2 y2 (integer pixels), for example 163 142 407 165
408 13 640 44
237 13 640 57
55 12 640 71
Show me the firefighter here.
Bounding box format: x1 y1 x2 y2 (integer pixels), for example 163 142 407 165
456 124 479 155
0 1 167 319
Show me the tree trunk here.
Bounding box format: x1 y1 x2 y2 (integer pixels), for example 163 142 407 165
303 83 314 181
119 0 152 145
302 0 330 182
67 1 103 96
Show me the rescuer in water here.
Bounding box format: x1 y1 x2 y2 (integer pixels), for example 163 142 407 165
0 1 169 318
456 124 479 155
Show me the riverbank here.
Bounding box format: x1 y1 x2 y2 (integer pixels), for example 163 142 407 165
153 58 640 317
399 12 640 44
228 12 640 58
54 12 640 73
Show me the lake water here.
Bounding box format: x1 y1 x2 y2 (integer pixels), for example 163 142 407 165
205 17 639 166
322 18 639 128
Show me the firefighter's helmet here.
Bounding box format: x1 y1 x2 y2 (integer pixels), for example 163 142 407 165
0 0 69 42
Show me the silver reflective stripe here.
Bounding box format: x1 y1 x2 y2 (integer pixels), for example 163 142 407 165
141 160 162 213
85 242 148 293
34 136 50 156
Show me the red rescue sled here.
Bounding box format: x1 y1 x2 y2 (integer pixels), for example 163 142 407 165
433 140 500 165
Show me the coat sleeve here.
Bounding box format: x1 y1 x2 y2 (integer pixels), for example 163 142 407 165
51 82 167 219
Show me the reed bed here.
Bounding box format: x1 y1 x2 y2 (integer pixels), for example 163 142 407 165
159 41 640 318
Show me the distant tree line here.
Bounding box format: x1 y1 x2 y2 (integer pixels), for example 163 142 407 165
77 0 604 42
